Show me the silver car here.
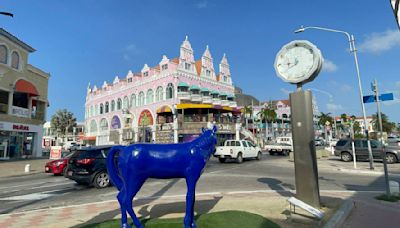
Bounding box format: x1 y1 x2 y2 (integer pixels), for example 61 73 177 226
334 138 400 164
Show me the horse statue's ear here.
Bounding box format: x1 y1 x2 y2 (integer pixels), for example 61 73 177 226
202 127 206 133
212 125 218 133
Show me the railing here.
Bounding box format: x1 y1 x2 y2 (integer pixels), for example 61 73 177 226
202 96 212 104
190 94 202 102
229 101 237 108
212 98 221 105
156 123 174 131
177 92 191 100
11 106 29 118
221 100 230 106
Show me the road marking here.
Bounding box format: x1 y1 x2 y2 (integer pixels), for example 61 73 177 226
0 182 74 195
0 189 65 201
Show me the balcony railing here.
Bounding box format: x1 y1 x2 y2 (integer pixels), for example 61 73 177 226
202 96 212 104
177 92 191 100
229 101 237 108
11 106 29 118
221 100 230 106
212 98 221 105
190 94 202 102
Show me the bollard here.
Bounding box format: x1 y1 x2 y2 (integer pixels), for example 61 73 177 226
24 164 30 173
389 181 400 194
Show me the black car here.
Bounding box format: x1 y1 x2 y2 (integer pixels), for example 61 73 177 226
65 145 116 188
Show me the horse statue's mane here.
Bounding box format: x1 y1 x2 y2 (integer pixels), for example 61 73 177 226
107 125 218 228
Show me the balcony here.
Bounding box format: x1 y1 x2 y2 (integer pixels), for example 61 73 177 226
202 96 212 104
177 92 191 100
212 98 221 105
229 101 237 108
11 106 30 118
190 94 202 102
221 100 230 106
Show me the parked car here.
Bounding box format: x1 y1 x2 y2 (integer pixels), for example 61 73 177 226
45 152 73 176
65 145 116 188
265 143 292 156
276 137 293 146
315 139 325 146
214 140 262 163
63 141 77 151
69 143 84 152
334 138 400 164
387 136 400 146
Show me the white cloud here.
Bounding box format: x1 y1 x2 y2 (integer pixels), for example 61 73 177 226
280 88 291 95
326 103 343 112
123 43 139 61
195 0 208 9
340 84 352 92
125 44 137 52
322 59 338 73
358 29 400 54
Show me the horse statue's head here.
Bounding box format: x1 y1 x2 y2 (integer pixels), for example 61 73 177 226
195 125 218 160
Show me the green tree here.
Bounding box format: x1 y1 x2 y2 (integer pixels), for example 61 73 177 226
317 112 333 140
258 107 277 139
243 105 253 130
50 109 77 137
371 112 396 133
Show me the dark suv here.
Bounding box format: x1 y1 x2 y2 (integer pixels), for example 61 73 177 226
334 138 400 164
65 145 116 188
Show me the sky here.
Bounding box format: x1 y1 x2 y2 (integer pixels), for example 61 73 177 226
1 0 399 123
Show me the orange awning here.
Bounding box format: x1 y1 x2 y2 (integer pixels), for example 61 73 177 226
15 79 39 96
156 105 172 113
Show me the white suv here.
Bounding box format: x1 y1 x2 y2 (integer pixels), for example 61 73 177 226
214 140 262 163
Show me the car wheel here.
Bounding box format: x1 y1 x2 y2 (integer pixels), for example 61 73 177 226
269 151 274 156
94 171 110 189
236 153 243 163
62 166 68 176
256 152 262 160
341 152 352 162
219 158 226 163
385 153 398 164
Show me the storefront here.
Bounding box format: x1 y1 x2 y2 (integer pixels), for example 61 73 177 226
0 121 43 159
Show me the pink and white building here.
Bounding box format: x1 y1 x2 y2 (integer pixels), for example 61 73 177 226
84 37 240 145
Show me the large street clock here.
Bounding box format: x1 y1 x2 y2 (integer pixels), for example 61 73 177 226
274 40 323 85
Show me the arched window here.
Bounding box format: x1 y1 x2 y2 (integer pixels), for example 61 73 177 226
95 104 98 115
90 106 94 117
100 104 104 114
111 100 115 111
166 83 174 99
123 96 129 109
146 89 153 104
90 120 98 133
100 118 108 131
156 86 163 102
131 94 136 108
105 102 109 113
138 92 145 106
0 45 7 64
11 51 19 69
117 98 122 110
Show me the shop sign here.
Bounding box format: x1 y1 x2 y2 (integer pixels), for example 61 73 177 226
13 124 29 131
50 146 62 160
111 116 121 129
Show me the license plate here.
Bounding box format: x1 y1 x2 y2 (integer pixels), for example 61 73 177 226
68 171 72 176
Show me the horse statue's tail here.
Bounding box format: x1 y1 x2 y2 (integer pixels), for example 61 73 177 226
106 145 125 191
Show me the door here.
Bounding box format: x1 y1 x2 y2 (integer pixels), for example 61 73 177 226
247 141 257 157
241 141 249 158
370 140 383 159
354 139 368 159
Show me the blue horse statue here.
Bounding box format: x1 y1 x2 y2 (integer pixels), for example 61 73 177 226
107 126 218 228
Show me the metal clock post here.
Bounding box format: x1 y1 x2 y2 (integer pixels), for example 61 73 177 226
274 40 323 208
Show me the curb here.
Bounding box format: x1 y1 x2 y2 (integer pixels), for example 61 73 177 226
323 200 354 228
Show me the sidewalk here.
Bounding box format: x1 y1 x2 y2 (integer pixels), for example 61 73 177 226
0 158 49 178
0 191 345 228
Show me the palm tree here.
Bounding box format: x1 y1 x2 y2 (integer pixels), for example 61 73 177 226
243 105 253 130
258 107 277 140
371 112 396 133
317 112 333 141
51 109 77 143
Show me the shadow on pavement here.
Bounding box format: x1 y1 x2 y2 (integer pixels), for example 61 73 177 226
257 177 294 197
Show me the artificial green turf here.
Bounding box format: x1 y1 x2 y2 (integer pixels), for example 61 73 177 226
375 194 400 202
84 210 280 228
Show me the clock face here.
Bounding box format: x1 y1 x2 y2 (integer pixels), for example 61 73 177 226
274 40 323 84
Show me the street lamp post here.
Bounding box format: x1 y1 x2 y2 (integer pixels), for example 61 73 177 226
295 25 375 170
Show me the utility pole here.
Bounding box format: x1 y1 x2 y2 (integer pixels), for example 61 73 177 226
372 79 390 196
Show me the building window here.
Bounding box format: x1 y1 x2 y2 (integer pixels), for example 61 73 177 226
161 64 168 70
111 100 115 111
0 45 7 64
156 86 163 102
223 76 227 82
100 104 104 114
90 106 94 117
185 63 191 70
206 70 211 76
143 71 149 77
95 104 98 115
117 98 122 110
131 94 136 107
105 102 109 113
166 83 174 99
128 78 132 83
138 92 144 106
90 120 98 133
146 89 153 104
11 51 19 69
123 96 129 109
100 118 108 131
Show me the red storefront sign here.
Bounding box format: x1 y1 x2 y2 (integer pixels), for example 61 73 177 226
12 124 29 131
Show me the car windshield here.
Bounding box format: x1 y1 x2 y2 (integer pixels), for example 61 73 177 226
336 140 348 147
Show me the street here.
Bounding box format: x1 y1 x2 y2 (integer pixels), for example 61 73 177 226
1 153 399 215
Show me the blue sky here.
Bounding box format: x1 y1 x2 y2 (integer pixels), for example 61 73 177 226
1 0 399 123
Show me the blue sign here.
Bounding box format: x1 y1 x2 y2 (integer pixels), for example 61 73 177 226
363 93 394 103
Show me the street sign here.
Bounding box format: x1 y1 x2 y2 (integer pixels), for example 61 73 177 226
363 93 394 103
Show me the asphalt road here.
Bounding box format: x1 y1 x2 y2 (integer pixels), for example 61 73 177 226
0 153 399 214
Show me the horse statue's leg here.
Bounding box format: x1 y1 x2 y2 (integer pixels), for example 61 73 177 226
125 177 146 228
117 189 131 228
184 175 200 228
